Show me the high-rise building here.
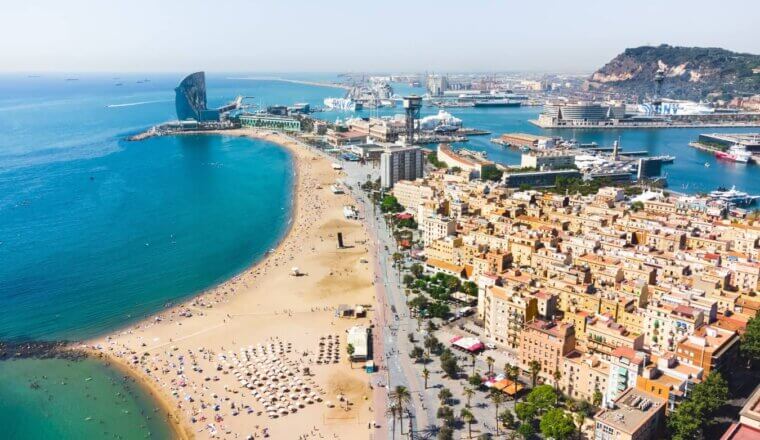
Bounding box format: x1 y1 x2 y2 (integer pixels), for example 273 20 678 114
175 72 208 121
380 145 424 188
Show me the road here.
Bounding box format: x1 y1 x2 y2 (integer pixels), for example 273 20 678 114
283 140 523 438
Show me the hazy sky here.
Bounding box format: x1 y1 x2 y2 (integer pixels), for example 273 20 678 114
1 0 758 73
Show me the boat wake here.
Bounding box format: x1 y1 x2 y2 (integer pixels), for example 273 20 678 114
106 99 171 108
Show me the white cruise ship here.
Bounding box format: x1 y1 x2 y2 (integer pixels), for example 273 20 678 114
324 98 358 111
637 99 714 116
418 110 462 131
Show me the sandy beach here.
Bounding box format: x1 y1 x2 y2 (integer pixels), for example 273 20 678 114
86 129 379 439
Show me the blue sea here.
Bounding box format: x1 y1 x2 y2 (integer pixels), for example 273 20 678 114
0 73 758 439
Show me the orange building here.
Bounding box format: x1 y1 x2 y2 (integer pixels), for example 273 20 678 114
518 319 576 380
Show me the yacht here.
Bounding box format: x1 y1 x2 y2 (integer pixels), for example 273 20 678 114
708 186 759 206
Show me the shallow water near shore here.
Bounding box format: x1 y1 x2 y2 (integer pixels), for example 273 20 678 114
0 74 323 439
0 357 174 439
2 73 759 439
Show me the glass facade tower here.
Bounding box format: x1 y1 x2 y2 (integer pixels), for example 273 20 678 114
175 72 208 121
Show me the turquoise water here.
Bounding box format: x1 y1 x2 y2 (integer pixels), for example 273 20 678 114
0 358 174 439
1 74 758 439
347 90 760 195
0 73 336 439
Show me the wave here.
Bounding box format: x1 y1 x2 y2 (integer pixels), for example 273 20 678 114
106 99 171 108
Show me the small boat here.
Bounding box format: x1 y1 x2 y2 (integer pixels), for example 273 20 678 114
704 162 710 167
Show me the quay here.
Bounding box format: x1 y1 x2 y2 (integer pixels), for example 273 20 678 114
530 119 760 129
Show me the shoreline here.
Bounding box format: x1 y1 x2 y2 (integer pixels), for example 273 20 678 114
84 128 379 439
87 347 194 440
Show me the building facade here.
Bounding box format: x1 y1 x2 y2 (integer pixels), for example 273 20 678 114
380 146 424 188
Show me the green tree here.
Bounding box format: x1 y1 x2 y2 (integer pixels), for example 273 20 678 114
515 402 537 423
440 349 459 378
486 356 495 375
574 411 586 440
517 422 535 440
346 344 355 368
539 408 576 440
462 281 478 296
437 405 455 428
592 389 603 407
481 166 504 182
410 263 424 278
667 372 729 440
438 387 453 406
690 372 728 416
461 408 476 439
437 425 454 440
668 399 703 440
468 373 483 388
528 360 541 388
499 410 516 430
463 386 476 407
553 369 562 402
403 274 415 287
381 195 403 213
424 335 440 357
386 402 400 440
409 345 424 362
389 386 411 435
489 389 506 436
741 315 760 367
526 385 557 414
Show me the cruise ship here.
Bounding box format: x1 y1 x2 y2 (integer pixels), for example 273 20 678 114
637 99 714 116
419 110 462 132
715 145 752 163
323 98 361 111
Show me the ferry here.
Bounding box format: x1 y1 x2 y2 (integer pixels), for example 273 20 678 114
708 186 759 206
715 145 751 163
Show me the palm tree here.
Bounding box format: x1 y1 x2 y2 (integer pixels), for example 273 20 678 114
463 386 475 407
574 411 586 440
553 368 562 403
422 368 430 389
470 352 477 374
486 356 495 375
438 387 453 406
346 344 355 368
389 386 411 435
461 408 476 438
386 402 400 440
529 360 541 388
489 389 505 436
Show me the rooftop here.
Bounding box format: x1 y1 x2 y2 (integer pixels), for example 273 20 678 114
595 388 665 435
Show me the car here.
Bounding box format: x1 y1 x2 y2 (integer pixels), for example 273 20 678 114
485 343 496 350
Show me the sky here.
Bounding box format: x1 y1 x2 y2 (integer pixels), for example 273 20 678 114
1 0 758 73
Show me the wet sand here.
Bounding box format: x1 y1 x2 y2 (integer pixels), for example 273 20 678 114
86 129 379 439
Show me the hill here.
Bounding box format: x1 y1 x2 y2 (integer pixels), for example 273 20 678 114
586 45 760 102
